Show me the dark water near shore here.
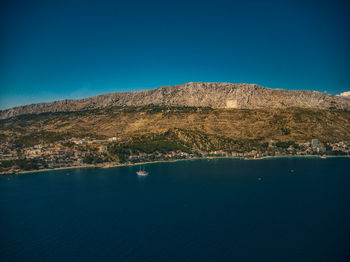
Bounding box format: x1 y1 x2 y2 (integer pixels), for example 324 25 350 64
1 158 350 262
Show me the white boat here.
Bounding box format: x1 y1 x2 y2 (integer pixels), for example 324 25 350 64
136 166 149 176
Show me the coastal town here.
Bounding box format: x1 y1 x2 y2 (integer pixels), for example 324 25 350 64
0 134 349 175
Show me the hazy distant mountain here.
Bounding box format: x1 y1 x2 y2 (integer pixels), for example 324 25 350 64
1 82 350 119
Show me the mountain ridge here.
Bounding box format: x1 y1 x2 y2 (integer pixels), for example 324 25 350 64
1 82 350 119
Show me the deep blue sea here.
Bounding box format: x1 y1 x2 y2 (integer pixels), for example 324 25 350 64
1 158 350 262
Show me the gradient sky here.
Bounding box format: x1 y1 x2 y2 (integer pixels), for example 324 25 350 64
0 0 349 109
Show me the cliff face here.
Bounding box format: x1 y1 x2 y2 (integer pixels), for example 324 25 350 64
1 82 350 119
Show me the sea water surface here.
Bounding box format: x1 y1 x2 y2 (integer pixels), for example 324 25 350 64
0 158 349 262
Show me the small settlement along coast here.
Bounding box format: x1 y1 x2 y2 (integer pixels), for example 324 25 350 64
1 136 349 175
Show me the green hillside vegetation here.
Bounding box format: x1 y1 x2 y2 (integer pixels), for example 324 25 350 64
105 128 295 163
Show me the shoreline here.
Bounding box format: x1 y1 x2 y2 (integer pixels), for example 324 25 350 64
2 154 349 176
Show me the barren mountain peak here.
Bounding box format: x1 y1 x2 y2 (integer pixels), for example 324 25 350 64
1 82 349 120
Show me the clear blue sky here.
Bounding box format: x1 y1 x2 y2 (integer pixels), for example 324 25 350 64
0 0 349 109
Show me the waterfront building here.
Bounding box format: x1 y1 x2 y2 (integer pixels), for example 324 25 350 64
311 139 319 148
99 145 108 153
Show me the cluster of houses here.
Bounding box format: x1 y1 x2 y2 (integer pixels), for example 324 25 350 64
128 151 192 161
21 144 85 168
0 136 117 173
0 136 349 174
71 136 118 145
331 141 350 152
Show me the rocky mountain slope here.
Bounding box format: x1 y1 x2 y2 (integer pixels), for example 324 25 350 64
1 106 350 144
1 82 350 119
